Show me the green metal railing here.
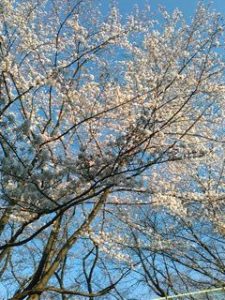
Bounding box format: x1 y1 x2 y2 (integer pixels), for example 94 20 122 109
154 287 225 299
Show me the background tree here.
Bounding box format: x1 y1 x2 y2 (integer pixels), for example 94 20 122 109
0 0 225 299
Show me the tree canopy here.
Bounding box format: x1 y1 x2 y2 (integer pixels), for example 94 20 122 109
0 1 225 299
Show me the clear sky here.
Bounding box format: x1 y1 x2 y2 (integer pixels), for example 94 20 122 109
115 0 225 19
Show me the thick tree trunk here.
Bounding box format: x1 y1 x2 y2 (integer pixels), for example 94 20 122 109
28 295 40 300
12 190 109 300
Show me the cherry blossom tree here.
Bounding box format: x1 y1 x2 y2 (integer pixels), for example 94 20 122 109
124 140 225 298
0 0 225 299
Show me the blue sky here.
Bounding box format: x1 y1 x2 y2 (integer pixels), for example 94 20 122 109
116 0 225 18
